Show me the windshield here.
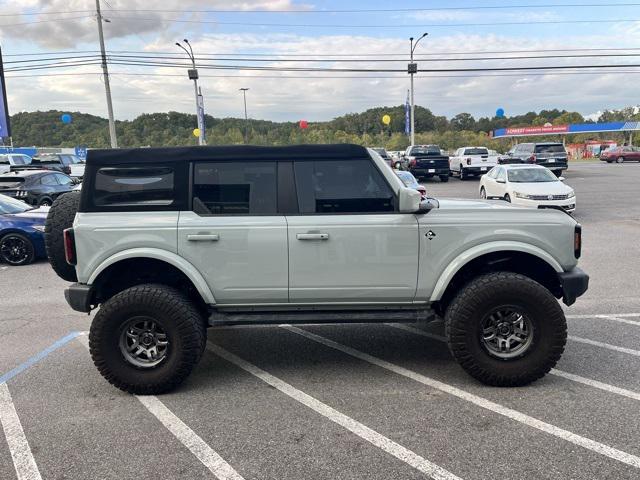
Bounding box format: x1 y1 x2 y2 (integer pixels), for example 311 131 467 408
395 171 419 187
463 148 488 156
507 168 558 183
0 194 33 214
411 146 440 155
535 144 566 154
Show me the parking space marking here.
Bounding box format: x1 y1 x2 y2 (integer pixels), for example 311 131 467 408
568 313 640 326
0 384 42 480
209 343 462 480
285 326 640 469
136 395 245 480
0 332 82 385
76 336 244 480
388 323 640 398
567 335 640 357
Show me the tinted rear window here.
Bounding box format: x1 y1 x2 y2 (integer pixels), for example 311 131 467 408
410 146 441 155
0 177 24 184
94 167 174 207
535 144 566 154
463 148 488 156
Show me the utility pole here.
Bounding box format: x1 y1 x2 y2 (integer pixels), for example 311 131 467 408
95 0 117 148
239 88 249 144
176 39 205 146
408 33 428 146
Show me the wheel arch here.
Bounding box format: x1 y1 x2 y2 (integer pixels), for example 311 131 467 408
88 249 215 307
430 243 563 309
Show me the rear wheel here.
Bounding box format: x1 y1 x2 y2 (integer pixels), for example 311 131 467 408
480 187 487 199
617 156 625 163
553 170 562 177
460 166 466 180
0 233 35 266
439 175 449 182
44 191 80 282
445 272 567 386
89 284 206 394
38 197 52 207
504 193 511 203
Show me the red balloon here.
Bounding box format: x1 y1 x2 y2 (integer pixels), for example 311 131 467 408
299 120 308 129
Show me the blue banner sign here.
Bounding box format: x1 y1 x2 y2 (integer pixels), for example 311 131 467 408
0 47 10 139
75 145 88 159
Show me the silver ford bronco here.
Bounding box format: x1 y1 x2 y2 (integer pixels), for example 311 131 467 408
45 144 588 394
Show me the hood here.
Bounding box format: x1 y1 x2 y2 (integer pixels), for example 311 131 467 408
437 198 522 210
9 206 49 220
509 181 573 195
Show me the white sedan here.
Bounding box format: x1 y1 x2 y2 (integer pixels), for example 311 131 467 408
480 164 576 213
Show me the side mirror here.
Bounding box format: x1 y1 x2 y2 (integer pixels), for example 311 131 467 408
398 187 422 213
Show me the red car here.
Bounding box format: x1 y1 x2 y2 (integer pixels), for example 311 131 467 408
600 146 640 163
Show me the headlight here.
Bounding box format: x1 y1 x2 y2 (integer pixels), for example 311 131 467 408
567 190 575 199
513 191 530 199
32 225 45 233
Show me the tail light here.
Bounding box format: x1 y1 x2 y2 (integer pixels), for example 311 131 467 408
64 228 77 265
527 154 537 164
408 157 416 167
574 224 582 259
466 158 472 165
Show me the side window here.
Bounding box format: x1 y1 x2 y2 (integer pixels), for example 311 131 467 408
54 174 73 186
487 167 498 179
40 174 58 186
496 168 506 182
94 166 174 207
192 162 277 215
294 160 395 214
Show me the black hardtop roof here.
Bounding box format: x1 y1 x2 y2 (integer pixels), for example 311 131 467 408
87 144 370 165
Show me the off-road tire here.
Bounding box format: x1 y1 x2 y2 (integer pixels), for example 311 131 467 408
445 272 567 387
89 284 206 394
44 191 80 282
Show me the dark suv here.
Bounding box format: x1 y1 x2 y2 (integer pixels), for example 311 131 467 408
26 153 83 176
506 143 568 176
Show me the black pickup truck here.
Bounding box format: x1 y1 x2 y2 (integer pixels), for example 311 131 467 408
403 145 450 182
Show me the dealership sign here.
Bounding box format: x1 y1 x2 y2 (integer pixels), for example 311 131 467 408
0 47 10 139
493 121 640 138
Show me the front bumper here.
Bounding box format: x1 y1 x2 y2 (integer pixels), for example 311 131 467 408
64 283 95 313
512 196 576 212
558 268 589 306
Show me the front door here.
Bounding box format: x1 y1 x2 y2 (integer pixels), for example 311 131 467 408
178 161 288 304
287 159 419 303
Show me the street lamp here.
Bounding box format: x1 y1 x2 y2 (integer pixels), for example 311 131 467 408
408 32 428 146
239 88 249 144
176 39 205 145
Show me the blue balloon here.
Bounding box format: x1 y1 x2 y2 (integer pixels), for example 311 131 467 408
61 113 72 124
496 108 505 118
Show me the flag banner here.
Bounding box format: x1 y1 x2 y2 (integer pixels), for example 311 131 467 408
0 47 10 139
404 90 410 136
197 93 206 142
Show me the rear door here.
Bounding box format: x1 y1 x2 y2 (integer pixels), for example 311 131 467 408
286 158 419 303
177 160 288 304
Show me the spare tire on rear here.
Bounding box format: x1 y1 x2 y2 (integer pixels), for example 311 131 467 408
45 191 80 282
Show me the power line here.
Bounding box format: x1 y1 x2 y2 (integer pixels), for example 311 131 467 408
4 3 640 15
0 15 94 27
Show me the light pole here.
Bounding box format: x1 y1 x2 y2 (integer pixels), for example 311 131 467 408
176 39 205 145
239 88 249 144
408 32 428 146
95 0 117 148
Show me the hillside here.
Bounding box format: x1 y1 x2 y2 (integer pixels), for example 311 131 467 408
4 106 637 151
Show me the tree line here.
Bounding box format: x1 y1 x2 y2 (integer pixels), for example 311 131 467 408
5 105 638 152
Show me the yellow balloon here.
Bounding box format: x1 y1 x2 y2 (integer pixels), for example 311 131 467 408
382 114 391 125
193 128 201 137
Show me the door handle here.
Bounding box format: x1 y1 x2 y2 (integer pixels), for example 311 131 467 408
296 233 329 241
187 234 219 242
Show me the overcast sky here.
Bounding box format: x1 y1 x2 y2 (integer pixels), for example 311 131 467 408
1 0 640 122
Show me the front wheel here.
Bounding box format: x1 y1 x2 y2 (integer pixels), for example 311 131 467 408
504 193 511 203
0 233 35 266
445 272 567 386
480 187 487 199
89 284 206 394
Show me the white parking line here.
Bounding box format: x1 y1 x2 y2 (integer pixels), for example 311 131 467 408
388 323 640 401
76 336 244 480
567 313 640 318
137 395 245 480
567 313 640 326
209 343 462 480
567 335 640 357
284 326 640 469
0 383 42 480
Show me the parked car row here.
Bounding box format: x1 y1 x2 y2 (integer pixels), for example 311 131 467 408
599 145 640 163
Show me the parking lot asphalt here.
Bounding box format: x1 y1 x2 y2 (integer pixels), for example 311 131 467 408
1 162 639 479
